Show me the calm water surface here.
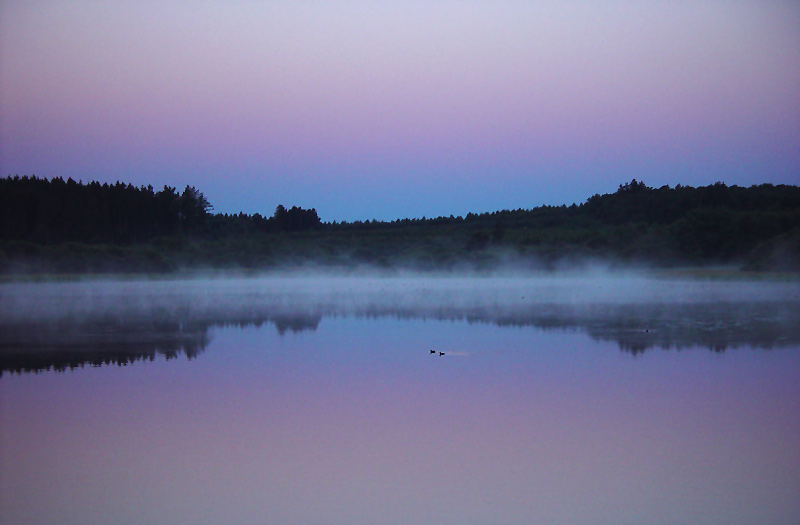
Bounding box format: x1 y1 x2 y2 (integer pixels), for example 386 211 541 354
1 276 799 524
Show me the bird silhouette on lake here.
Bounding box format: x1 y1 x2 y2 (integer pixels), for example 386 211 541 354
430 349 436 354
439 352 445 356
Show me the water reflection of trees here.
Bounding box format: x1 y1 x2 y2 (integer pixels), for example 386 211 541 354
460 302 800 354
0 319 210 376
214 314 322 334
0 312 325 376
2 298 799 375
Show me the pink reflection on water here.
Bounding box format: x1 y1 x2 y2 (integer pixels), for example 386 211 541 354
2 319 799 524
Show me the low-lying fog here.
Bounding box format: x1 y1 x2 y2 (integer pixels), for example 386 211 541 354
3 272 799 320
2 273 799 360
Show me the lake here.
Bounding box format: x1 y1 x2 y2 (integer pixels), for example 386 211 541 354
1 275 799 524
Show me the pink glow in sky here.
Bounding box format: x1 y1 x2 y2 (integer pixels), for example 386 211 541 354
1 2 799 221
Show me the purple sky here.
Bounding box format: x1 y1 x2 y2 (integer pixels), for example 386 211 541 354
2 2 798 222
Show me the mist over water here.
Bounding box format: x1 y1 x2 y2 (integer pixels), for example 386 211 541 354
3 272 798 319
2 274 799 524
2 273 799 374
2 274 799 343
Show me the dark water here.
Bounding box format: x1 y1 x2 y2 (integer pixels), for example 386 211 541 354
1 276 799 524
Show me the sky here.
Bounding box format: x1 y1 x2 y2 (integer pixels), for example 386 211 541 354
1 1 798 222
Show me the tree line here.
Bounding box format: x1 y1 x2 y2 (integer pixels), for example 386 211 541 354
1 175 798 274
0 176 323 244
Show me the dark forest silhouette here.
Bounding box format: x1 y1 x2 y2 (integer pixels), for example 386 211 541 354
1 176 798 273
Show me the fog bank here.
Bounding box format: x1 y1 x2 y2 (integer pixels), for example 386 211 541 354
2 274 798 322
